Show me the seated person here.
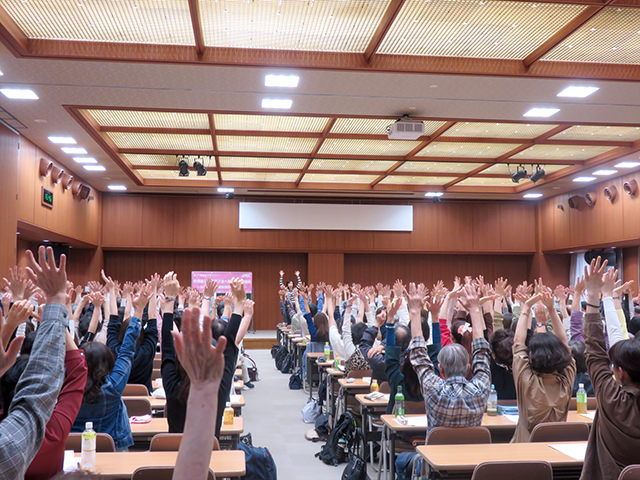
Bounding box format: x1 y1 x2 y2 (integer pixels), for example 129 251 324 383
490 329 516 400
569 340 594 397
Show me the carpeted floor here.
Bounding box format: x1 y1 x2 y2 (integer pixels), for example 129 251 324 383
241 349 380 480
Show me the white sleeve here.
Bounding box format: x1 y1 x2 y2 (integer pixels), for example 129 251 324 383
364 311 375 325
562 315 571 339
603 296 624 346
342 320 356 360
397 299 409 326
329 325 345 358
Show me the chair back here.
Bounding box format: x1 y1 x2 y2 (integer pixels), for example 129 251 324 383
124 397 152 416
153 357 162 369
123 384 149 396
619 465 640 480
66 432 115 452
132 467 214 480
347 369 372 379
529 422 590 443
569 396 598 410
379 382 391 394
152 369 162 380
497 399 517 406
150 433 220 451
427 426 491 445
471 460 552 480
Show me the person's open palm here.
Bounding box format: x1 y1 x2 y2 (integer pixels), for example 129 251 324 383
25 246 67 305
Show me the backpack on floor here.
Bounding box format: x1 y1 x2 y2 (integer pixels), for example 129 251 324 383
289 369 302 390
274 347 288 371
238 441 277 480
315 412 358 466
341 429 369 480
279 353 293 374
270 344 280 359
314 413 330 439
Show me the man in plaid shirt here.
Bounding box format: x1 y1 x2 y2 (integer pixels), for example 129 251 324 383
395 282 491 480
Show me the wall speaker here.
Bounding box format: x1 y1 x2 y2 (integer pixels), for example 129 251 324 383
71 179 82 197
604 185 617 203
623 179 638 198
38 157 53 177
584 192 596 208
568 195 586 210
61 172 74 190
78 184 91 200
51 165 64 184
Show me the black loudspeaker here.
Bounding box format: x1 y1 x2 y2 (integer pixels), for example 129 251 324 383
41 243 70 263
584 248 617 268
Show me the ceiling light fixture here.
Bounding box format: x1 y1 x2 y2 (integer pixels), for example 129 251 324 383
61 146 87 154
83 165 106 171
264 74 300 88
557 86 600 98
107 185 127 191
424 192 443 197
0 88 38 100
523 107 560 118
217 187 235 193
529 165 546 183
615 161 640 168
511 165 528 183
72 156 97 164
573 176 596 183
261 98 293 110
523 193 543 199
178 158 190 177
592 169 618 176
48 136 77 144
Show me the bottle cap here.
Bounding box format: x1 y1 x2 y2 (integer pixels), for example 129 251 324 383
85 422 93 429
226 401 231 407
491 384 495 389
579 383 584 388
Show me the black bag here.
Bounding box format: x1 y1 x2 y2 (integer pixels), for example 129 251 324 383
289 369 302 390
315 412 357 466
280 353 293 374
274 347 288 371
238 441 277 480
270 345 280 359
317 376 327 406
341 429 368 480
314 413 330 439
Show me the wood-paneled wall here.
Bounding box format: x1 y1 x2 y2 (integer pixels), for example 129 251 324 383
102 195 537 254
344 253 531 288
540 170 640 252
0 124 19 276
17 138 101 247
103 251 306 330
308 253 344 285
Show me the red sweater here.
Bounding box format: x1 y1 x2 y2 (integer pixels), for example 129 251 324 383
26 349 88 480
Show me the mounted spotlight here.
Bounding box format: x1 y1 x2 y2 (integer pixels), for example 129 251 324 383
193 157 207 176
178 157 190 177
511 164 528 183
530 165 546 183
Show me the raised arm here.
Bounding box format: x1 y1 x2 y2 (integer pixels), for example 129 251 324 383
236 299 253 346
514 292 542 347
601 269 624 346
537 281 568 346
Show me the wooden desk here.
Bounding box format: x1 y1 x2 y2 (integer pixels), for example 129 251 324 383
417 441 586 479
234 380 244 392
326 367 345 377
356 394 390 468
338 378 372 389
74 450 246 479
130 417 244 448
124 396 165 410
307 351 326 401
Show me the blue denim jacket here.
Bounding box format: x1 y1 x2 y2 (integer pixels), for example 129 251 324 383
72 316 142 450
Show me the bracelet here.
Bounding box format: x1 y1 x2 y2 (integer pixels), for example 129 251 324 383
165 296 175 302
586 302 599 309
203 295 211 300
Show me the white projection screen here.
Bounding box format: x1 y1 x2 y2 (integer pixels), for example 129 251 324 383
238 202 413 231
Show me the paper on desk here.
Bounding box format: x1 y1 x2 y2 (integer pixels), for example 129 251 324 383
152 387 166 399
362 377 371 383
405 416 429 427
63 450 78 472
130 414 152 424
504 414 519 424
580 411 596 420
549 443 588 461
230 394 242 403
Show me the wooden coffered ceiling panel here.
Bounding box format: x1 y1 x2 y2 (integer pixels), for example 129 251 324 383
216 135 317 153
318 138 420 156
222 171 299 182
550 125 640 142
447 122 557 139
107 132 213 150
376 0 586 58
302 173 379 184
510 144 613 160
125 154 181 167
456 177 518 187
309 159 397 171
218 157 308 170
2 0 195 44
415 142 521 158
90 110 209 129
213 114 330 133
379 175 459 185
396 161 485 173
481 163 572 175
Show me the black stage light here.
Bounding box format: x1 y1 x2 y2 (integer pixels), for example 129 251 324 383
530 165 546 183
193 159 207 176
178 159 189 177
511 165 527 183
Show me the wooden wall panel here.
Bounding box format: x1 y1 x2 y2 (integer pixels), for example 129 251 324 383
623 247 639 297
344 253 531 289
528 253 571 287
308 253 344 285
0 124 19 276
102 195 537 254
541 170 640 252
103 251 307 330
17 137 101 246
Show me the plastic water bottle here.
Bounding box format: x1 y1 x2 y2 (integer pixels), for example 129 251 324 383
334 353 340 369
487 384 498 416
370 379 379 393
394 386 405 419
324 342 331 359
576 383 588 414
80 421 96 469
223 401 235 425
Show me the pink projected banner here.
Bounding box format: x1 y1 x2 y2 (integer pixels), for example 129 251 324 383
191 271 253 295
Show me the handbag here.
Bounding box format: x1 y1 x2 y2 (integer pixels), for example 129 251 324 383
302 398 322 424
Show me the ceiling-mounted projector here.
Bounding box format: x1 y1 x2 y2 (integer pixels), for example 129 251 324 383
387 115 424 140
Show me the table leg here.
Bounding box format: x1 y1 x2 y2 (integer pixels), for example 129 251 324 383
307 355 313 401
389 430 396 480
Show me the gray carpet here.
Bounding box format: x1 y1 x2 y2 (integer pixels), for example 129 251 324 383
241 349 377 480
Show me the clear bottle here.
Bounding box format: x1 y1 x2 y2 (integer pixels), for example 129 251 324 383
370 379 379 393
487 384 498 416
80 421 96 469
334 353 340 369
576 383 588 414
324 342 331 360
223 401 235 425
394 386 405 419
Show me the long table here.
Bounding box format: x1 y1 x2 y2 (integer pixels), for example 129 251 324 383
130 417 244 448
73 450 246 479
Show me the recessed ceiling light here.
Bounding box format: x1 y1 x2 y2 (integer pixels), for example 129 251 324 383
42 239 49 243
48 136 76 144
264 74 300 88
615 161 640 168
0 88 38 100
557 86 599 98
217 187 235 193
107 185 127 191
0 70 3 76
523 107 560 118
73 156 97 164
83 165 105 171
62 146 87 154
573 176 596 183
592 169 618 176
523 193 543 199
261 98 292 109
424 192 444 197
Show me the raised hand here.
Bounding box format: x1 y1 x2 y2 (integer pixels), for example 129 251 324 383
88 291 105 307
403 282 428 314
554 285 568 304
132 284 152 319
613 279 634 298
494 277 509 298
148 272 162 292
162 271 180 298
392 279 405 299
426 293 446 320
294 270 300 277
584 256 608 300
279 270 285 277
602 268 618 298
2 266 28 301
0 309 23 376
230 278 246 303
458 284 482 312
243 299 254 317
25 246 67 305
7 299 33 330
203 279 218 298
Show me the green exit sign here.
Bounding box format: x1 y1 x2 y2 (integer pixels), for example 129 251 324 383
41 187 53 208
